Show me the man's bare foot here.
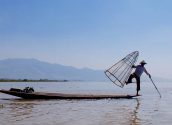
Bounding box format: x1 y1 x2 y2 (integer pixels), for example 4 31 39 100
136 93 141 96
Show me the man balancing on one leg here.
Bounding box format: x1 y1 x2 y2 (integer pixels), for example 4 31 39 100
126 60 151 96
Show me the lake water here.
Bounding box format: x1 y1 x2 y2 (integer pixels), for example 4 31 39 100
0 81 172 125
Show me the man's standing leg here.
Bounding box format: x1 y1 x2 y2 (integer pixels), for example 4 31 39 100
136 76 140 96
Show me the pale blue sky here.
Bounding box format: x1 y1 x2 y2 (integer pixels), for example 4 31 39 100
0 0 172 78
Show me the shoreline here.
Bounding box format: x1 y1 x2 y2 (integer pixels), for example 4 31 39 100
0 79 68 82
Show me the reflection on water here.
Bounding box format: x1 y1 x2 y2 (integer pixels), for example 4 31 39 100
130 99 140 125
0 98 142 125
98 98 141 125
8 100 35 121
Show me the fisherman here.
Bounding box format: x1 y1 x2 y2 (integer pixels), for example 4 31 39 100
126 60 151 96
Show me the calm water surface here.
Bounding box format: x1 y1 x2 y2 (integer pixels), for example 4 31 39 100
0 81 171 125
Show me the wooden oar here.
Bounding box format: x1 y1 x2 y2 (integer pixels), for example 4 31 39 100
150 77 162 98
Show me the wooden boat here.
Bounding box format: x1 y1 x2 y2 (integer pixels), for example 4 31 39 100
0 89 139 99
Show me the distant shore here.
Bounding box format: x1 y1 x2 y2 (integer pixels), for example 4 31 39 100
0 79 68 82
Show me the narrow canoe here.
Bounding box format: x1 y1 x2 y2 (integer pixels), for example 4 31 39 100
0 89 139 99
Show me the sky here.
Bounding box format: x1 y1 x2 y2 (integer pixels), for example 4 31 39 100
0 0 172 79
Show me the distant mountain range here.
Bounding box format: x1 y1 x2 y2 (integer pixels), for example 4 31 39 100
0 58 171 82
0 58 106 81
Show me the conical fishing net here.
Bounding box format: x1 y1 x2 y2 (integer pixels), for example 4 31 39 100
105 51 139 87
